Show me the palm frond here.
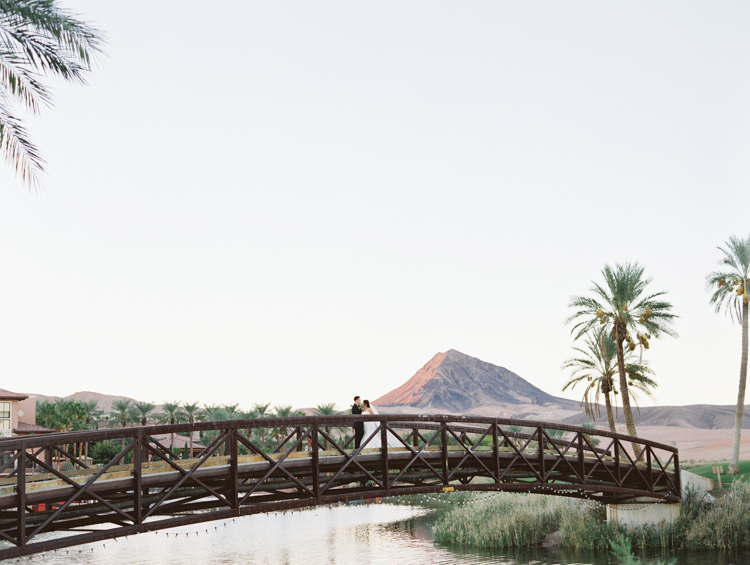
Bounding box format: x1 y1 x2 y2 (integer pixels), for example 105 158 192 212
0 0 104 185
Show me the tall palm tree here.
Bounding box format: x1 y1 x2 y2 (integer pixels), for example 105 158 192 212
568 263 677 456
80 399 101 463
132 401 156 426
314 402 342 450
201 405 236 456
271 405 303 448
110 399 132 450
0 0 103 186
707 235 750 474
562 328 656 434
158 401 184 454
252 402 272 451
181 402 201 458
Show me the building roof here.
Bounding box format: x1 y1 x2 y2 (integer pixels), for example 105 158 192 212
150 434 205 450
14 422 53 434
0 388 29 401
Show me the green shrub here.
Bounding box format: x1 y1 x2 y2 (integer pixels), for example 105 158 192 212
90 440 121 465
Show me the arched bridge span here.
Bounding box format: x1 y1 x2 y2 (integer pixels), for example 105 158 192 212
0 414 679 559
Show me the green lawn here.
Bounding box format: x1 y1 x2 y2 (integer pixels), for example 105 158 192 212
685 460 750 489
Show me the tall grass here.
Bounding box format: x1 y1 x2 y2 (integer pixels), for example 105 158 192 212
432 493 577 548
431 480 750 551
684 478 750 549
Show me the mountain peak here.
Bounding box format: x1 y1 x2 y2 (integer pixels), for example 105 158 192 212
375 349 577 413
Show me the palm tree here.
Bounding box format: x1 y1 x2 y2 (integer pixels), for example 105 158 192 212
110 399 132 450
201 405 231 456
181 402 201 458
80 399 101 463
707 235 750 474
271 405 303 448
562 328 656 434
0 0 103 186
568 263 677 456
252 402 272 451
314 402 342 450
158 401 184 454
132 401 156 426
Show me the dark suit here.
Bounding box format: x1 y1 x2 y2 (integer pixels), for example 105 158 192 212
352 403 364 448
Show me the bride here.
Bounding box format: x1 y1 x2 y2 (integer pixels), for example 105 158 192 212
361 400 402 449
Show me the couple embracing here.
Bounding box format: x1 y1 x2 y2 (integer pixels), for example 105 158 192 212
351 396 401 450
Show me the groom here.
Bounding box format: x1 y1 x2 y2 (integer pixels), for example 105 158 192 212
351 396 364 449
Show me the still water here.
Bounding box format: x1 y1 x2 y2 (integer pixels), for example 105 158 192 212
14 504 750 565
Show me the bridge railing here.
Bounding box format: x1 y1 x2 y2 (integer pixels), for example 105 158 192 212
0 414 679 559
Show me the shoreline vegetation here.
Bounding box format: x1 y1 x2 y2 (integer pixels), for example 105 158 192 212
416 479 750 555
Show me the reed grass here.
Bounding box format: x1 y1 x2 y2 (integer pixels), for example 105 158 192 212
432 493 577 548
683 478 750 549
430 480 750 551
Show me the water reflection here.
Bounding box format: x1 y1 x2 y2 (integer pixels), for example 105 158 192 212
13 504 750 565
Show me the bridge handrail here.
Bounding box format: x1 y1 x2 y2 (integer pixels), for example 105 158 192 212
0 413 678 453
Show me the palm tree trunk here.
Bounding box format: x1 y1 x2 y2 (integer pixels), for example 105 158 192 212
729 300 749 474
604 392 616 434
615 324 641 458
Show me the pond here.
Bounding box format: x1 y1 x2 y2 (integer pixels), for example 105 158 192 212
12 503 750 565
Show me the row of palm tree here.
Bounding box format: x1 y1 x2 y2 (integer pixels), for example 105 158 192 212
563 234 750 474
36 399 102 461
102 400 346 454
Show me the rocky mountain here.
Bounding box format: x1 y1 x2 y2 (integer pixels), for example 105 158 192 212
374 349 580 417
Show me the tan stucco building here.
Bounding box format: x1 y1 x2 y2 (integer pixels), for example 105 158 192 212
0 389 52 436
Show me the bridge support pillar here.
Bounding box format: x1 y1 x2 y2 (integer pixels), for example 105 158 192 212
606 500 679 527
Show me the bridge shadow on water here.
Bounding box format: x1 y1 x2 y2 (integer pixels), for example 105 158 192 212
0 414 680 559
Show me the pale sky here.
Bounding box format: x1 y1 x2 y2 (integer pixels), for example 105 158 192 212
1 1 749 413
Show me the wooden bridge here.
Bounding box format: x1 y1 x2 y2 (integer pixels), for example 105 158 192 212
0 414 680 559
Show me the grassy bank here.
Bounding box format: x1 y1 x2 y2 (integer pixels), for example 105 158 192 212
684 460 750 489
430 479 750 551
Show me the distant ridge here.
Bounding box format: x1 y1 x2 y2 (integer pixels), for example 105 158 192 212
375 349 579 413
563 404 750 429
31 391 150 415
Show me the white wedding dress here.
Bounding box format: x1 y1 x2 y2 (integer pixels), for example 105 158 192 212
362 405 402 449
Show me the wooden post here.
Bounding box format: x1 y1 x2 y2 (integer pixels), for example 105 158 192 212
312 419 320 504
712 465 723 489
578 432 585 482
381 421 389 495
492 422 499 483
17 447 25 549
133 432 142 531
229 429 239 514
45 447 53 513
441 420 449 486
615 439 621 487
538 427 546 483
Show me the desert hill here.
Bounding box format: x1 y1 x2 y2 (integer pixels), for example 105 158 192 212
32 391 153 415
375 349 580 418
563 404 750 429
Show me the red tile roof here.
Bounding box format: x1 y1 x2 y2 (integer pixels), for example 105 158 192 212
14 422 53 434
0 389 28 401
150 434 205 449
